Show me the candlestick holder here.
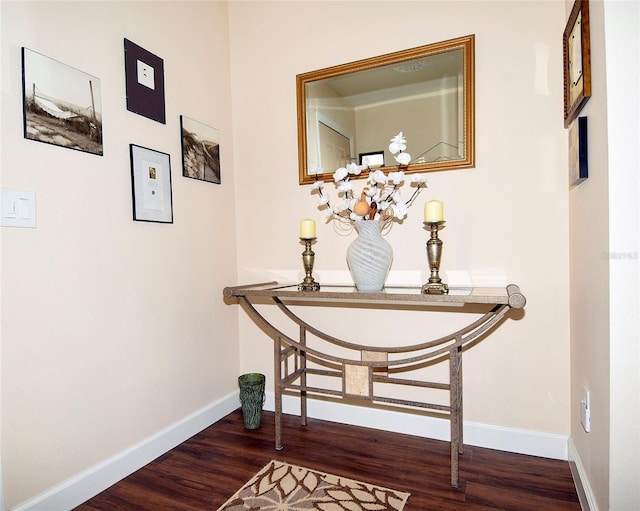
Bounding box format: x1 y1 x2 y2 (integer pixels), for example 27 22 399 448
422 221 449 295
298 238 320 291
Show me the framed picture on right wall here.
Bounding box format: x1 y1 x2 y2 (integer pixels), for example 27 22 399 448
563 0 591 127
569 116 588 186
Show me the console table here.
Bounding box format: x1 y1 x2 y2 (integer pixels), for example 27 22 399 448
223 282 526 487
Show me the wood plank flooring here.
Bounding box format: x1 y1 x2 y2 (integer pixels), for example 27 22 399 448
75 409 581 510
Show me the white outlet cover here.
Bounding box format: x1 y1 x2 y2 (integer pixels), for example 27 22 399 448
580 387 591 433
581 401 591 432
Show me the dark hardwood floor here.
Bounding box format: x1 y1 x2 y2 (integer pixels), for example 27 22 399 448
75 409 581 510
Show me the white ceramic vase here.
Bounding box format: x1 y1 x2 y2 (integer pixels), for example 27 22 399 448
346 220 393 292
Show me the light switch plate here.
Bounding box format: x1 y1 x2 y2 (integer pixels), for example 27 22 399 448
0 188 37 228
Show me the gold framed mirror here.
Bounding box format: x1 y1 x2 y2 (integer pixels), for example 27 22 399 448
297 35 475 185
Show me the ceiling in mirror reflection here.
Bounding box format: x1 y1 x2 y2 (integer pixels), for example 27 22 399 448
324 49 463 108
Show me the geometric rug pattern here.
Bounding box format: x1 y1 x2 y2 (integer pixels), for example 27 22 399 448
215 459 411 510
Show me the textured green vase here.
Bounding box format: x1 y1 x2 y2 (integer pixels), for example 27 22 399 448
238 373 265 430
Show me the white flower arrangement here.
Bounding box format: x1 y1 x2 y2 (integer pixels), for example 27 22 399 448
310 132 428 227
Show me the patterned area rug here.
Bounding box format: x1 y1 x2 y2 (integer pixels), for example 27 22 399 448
216 459 411 510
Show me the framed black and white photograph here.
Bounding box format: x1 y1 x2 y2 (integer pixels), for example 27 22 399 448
21 47 103 155
130 144 173 223
563 0 591 128
124 39 166 124
569 116 588 186
180 115 221 184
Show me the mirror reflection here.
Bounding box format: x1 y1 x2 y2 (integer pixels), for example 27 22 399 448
297 35 475 185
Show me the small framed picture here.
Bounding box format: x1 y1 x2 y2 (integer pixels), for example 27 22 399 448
359 151 385 168
569 116 588 186
563 0 591 128
130 144 173 223
21 47 103 155
180 116 221 183
124 39 166 124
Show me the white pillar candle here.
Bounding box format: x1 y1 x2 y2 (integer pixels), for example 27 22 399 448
300 218 316 238
424 200 444 223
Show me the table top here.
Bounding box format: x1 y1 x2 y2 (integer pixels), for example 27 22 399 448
223 282 526 309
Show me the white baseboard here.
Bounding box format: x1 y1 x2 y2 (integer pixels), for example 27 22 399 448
568 437 599 511
269 393 570 461
11 393 239 511
12 391 571 511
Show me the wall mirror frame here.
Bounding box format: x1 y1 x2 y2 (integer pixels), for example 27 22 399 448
297 35 475 185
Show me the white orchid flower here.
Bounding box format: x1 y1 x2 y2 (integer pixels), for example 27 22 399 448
369 169 387 184
317 193 330 206
387 171 405 185
333 167 348 182
394 152 411 165
333 200 349 213
350 212 363 221
410 174 428 184
389 132 407 154
391 202 409 220
390 190 402 203
346 162 365 175
311 180 324 189
337 180 353 192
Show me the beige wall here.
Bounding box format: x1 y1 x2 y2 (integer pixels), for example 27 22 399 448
568 0 640 509
0 1 239 508
568 1 612 507
229 0 570 431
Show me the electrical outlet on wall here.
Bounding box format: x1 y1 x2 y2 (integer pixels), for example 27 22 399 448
580 386 591 433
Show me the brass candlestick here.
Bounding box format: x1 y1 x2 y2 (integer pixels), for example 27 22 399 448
298 238 320 291
421 221 449 295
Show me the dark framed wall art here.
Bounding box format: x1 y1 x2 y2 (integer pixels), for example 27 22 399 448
130 144 173 223
124 39 166 124
21 47 103 155
563 0 591 127
180 116 221 184
569 116 588 185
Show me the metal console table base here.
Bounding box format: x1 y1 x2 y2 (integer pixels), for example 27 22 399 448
223 282 526 488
